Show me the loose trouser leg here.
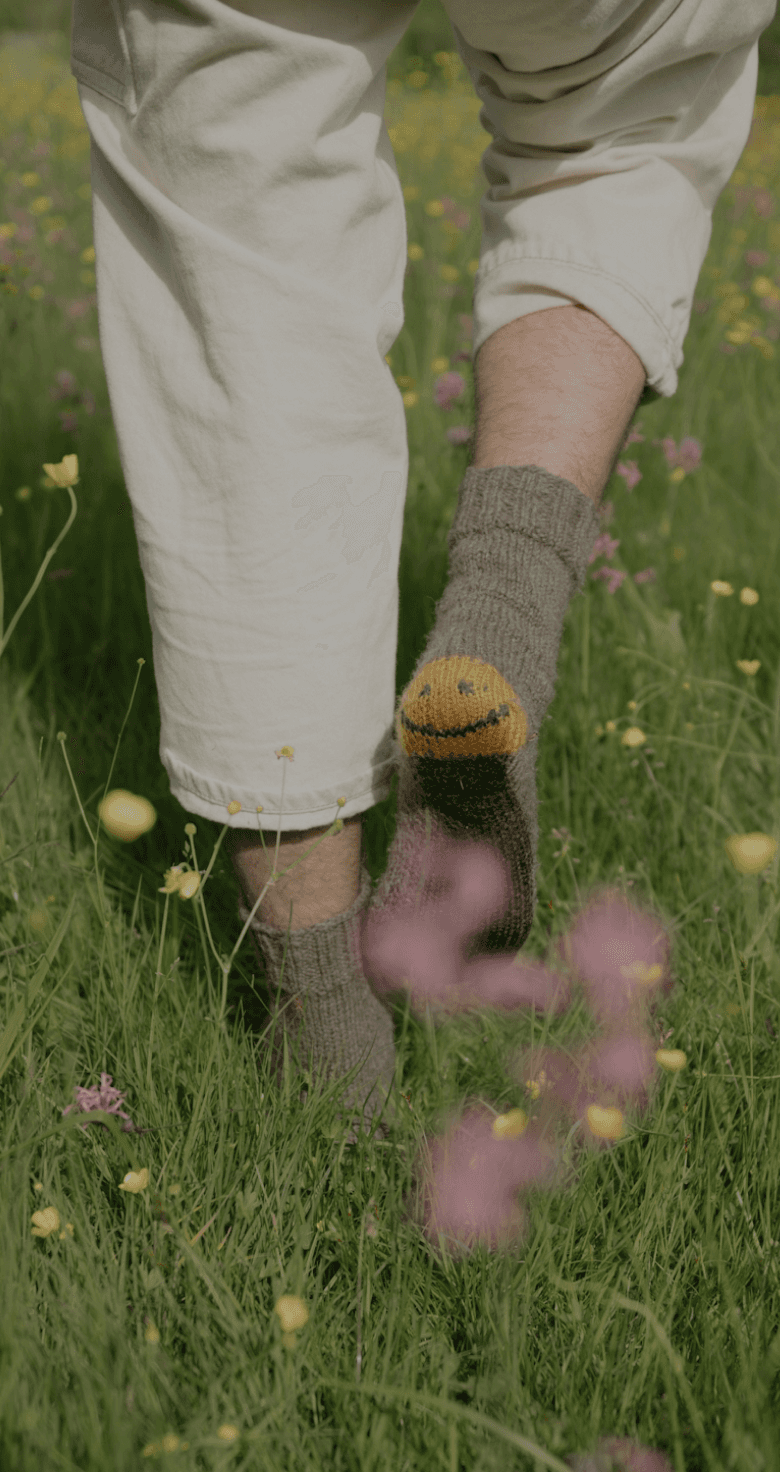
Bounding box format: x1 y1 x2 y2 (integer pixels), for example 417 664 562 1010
70 0 419 831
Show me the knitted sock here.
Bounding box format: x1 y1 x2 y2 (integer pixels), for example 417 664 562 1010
238 862 396 1142
368 465 601 957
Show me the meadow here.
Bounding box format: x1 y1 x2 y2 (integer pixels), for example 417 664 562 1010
1 3 780 1469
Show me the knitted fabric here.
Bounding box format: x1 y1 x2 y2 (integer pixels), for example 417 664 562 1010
238 860 396 1141
368 464 601 957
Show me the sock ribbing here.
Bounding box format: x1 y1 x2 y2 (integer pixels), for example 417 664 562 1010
238 862 396 1138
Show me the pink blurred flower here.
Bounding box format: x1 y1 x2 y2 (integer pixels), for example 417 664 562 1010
615 461 643 491
552 884 674 1029
591 566 626 595
588 533 620 565
412 1103 565 1255
65 298 92 320
566 1436 674 1472
511 1028 659 1140
434 371 467 409
633 567 656 585
745 249 769 267
653 436 702 473
50 369 79 400
362 833 671 1028
363 829 675 1253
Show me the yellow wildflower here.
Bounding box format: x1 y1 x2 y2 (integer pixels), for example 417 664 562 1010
274 1295 309 1332
217 1426 241 1443
492 1108 528 1139
99 790 157 842
119 1168 150 1194
525 1070 547 1101
656 1049 687 1071
31 1207 60 1238
724 832 778 875
41 454 79 488
587 1105 624 1140
158 865 201 899
621 961 663 985
621 726 646 748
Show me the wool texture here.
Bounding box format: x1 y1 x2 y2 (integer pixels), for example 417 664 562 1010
238 861 396 1142
367 463 601 958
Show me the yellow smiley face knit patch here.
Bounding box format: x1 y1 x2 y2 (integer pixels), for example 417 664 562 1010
396 655 528 759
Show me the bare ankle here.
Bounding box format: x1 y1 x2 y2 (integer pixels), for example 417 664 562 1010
228 815 363 930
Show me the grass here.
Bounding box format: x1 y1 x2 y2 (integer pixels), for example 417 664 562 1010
1 5 780 1469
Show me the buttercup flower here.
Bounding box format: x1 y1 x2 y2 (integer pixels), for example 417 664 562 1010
218 1426 241 1443
99 789 157 842
41 453 79 488
724 832 778 874
621 727 646 748
274 1295 309 1344
656 1049 687 1071
491 1108 528 1139
119 1168 150 1194
159 864 201 899
587 1104 624 1140
31 1207 60 1238
274 1295 309 1332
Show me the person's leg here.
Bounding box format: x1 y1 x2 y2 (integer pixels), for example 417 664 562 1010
70 0 419 1136
226 813 363 931
363 316 644 965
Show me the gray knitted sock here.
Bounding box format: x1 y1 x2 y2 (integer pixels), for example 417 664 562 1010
368 465 600 958
238 861 396 1141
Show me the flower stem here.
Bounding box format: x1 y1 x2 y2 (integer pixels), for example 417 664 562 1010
0 485 77 660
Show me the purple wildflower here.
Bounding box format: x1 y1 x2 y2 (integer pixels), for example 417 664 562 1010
62 1072 139 1134
588 532 621 565
591 565 626 595
615 461 643 490
567 1437 674 1472
434 371 466 410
